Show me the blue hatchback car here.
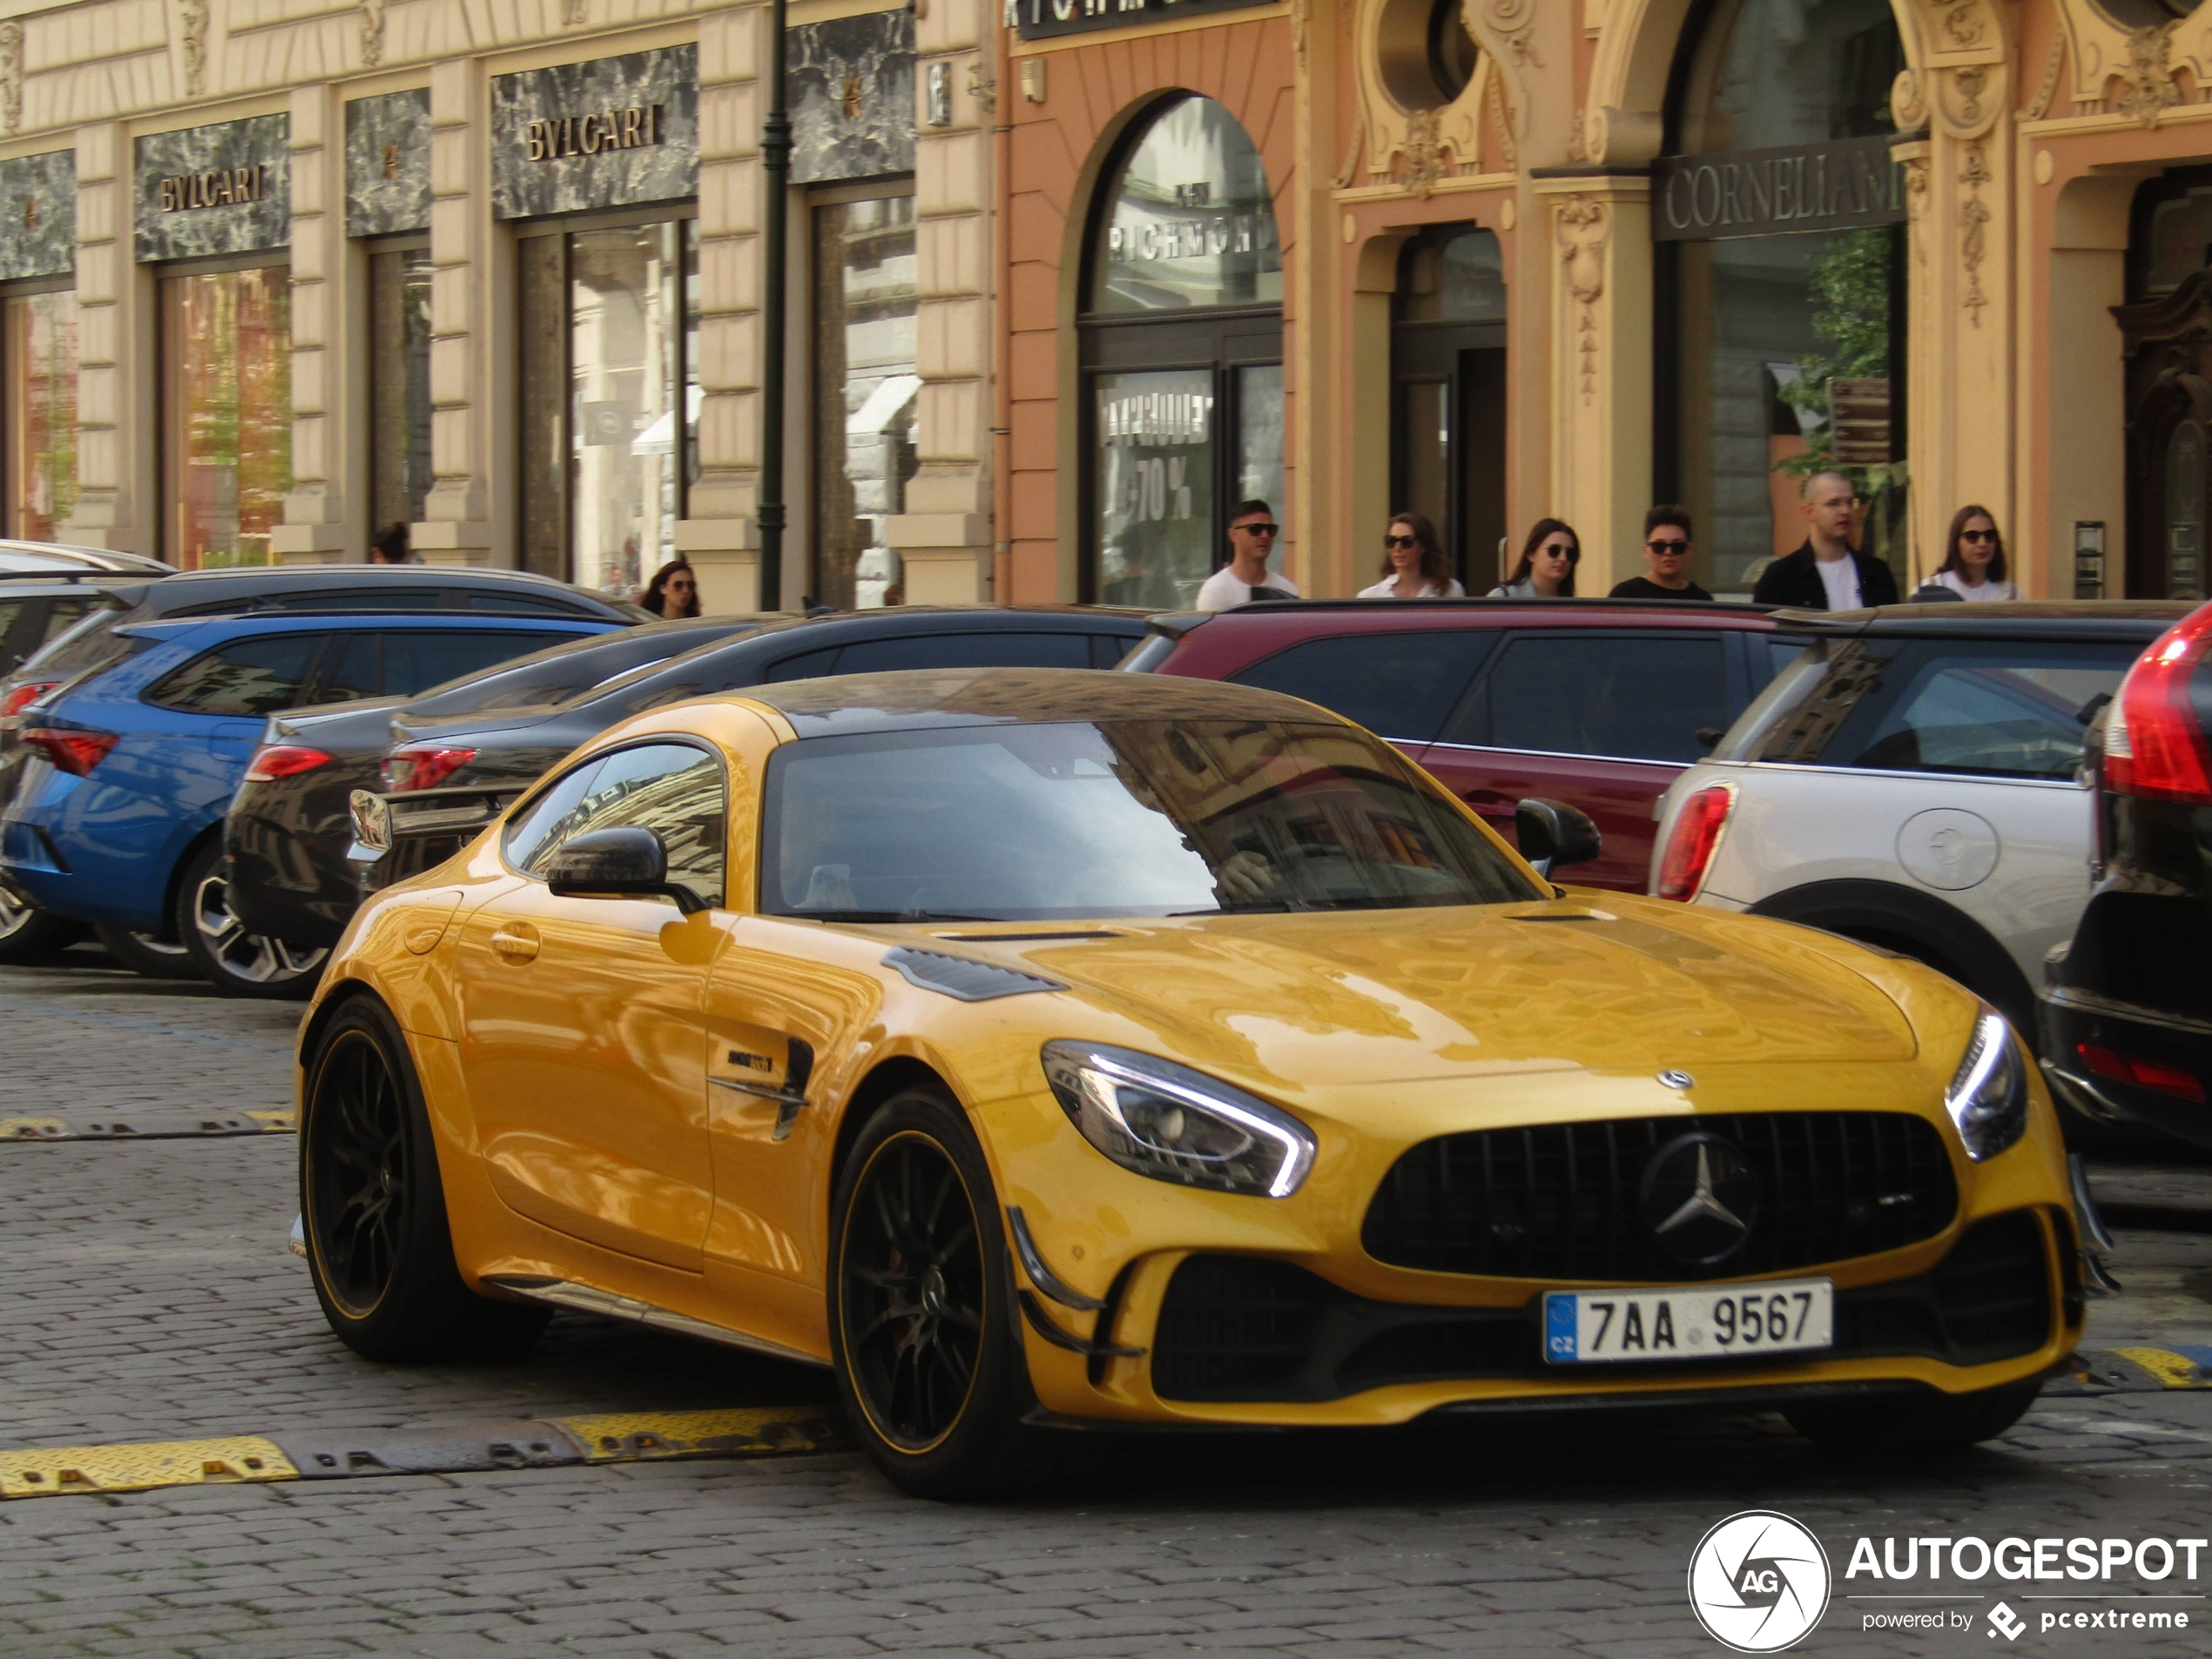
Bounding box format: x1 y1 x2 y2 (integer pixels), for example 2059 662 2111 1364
1 609 617 996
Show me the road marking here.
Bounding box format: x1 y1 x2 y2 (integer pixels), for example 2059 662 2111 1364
0 1406 839 1501
2047 1346 2212 1393
0 1111 293 1143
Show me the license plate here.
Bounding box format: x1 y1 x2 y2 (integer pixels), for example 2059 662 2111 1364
1542 1278 1833 1365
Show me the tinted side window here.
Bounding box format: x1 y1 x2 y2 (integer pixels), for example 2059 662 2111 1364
1828 644 2134 780
466 592 592 616
765 646 842 682
1465 634 1729 762
506 742 725 907
270 589 444 610
145 634 329 716
383 631 576 698
1091 632 1143 668
316 634 381 704
831 632 1094 673
1230 631 1494 742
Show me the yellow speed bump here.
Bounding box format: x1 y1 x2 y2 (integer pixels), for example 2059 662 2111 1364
0 1437 296 1500
246 1109 296 1131
0 1117 68 1140
2110 1346 2211 1389
551 1406 838 1463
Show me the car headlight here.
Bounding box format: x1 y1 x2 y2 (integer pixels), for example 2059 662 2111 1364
1944 1007 2029 1162
1041 1041 1316 1198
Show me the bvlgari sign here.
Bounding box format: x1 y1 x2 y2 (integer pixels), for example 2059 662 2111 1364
491 45 698 220
1651 133 1905 243
134 115 291 262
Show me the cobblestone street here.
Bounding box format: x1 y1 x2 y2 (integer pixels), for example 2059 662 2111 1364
5 952 2212 1658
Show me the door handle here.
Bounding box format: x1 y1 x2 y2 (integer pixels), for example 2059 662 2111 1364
1462 788 1511 808
489 923 539 962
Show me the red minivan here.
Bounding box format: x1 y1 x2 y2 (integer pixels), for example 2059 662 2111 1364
1123 598 1793 892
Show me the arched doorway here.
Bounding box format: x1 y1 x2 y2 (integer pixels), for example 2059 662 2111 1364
1080 95 1284 608
1656 0 1907 596
2116 169 2212 602
1392 226 1506 591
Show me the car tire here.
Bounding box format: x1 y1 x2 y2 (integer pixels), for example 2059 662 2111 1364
1784 1379 2040 1455
0 876 83 964
175 839 328 1001
300 995 550 1362
92 923 201 981
829 1085 1089 1501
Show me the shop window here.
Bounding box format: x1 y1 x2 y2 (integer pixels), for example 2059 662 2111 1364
517 217 699 597
1393 228 1506 588
3 287 78 542
2117 167 2212 597
368 246 434 536
1082 95 1284 608
161 265 293 570
1660 0 1905 596
813 192 918 610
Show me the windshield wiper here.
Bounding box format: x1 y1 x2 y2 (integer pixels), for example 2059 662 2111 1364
784 908 994 923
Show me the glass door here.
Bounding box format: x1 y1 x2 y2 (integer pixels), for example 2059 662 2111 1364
161 263 293 570
1393 228 1506 590
812 192 918 610
3 286 78 542
368 244 434 538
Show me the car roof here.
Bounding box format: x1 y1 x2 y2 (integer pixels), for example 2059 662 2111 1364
0 571 142 594
0 542 174 575
729 604 1151 646
93 563 648 621
120 610 614 641
737 664 1333 736
1773 600 2195 641
1147 597 1779 638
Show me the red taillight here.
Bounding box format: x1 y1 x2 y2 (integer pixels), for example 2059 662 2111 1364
243 745 334 784
382 745 476 792
1655 785 1735 900
1 680 60 725
2077 1042 2207 1104
21 725 118 776
2105 601 2212 806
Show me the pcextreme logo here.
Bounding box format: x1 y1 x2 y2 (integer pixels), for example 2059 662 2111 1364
1688 1511 1833 1653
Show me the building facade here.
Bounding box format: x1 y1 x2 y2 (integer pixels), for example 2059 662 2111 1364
2 0 2208 606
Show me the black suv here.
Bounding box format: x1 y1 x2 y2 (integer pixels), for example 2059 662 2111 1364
2040 601 2212 1147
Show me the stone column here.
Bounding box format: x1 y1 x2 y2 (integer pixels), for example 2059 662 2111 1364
65 121 153 556
885 0 994 604
275 84 355 563
679 4 765 611
1534 174 1652 592
421 57 496 566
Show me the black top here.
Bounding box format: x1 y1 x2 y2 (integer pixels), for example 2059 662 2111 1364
1608 576 1715 602
1752 543 1901 609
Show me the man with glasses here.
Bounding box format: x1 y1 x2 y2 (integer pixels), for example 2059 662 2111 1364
1751 469 1900 610
1196 501 1300 611
1609 505 1714 601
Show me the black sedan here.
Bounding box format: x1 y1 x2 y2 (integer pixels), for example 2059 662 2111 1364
226 616 763 948
2040 600 2212 1146
237 605 1150 947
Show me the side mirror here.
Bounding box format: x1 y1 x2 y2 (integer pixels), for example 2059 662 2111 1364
543 826 707 914
1514 798 1602 878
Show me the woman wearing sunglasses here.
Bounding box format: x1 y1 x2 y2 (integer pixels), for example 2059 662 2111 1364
1928 505 2017 601
1358 511 1465 598
1488 518 1580 597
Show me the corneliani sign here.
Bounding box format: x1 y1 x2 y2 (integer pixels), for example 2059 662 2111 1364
1651 133 1905 243
1006 0 1271 43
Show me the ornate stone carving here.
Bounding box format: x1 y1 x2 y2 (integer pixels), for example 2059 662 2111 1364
1891 69 1926 132
1485 72 1516 172
180 0 209 96
0 22 22 138
1556 196 1608 406
1959 142 1992 327
1332 120 1366 190
360 0 384 67
1399 107 1446 195
2115 24 2179 128
1565 109 1588 165
967 62 995 114
1481 0 1540 66
2022 26 2066 123
1930 0 1987 50
562 0 586 24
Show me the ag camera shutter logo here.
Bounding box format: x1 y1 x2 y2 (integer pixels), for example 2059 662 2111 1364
1688 1510 1832 1652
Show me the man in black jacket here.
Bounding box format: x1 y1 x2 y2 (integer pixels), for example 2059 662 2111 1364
1752 470 1899 609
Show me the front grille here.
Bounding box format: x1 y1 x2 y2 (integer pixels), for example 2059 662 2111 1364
1363 1112 1958 1282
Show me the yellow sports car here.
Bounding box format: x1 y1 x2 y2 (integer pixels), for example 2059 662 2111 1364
299 669 2083 1498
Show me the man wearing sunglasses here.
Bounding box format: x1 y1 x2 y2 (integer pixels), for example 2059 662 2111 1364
1750 469 1900 609
1608 504 1715 601
1196 501 1300 611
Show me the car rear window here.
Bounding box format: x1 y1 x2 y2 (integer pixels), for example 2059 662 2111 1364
1226 631 1494 742
17 596 136 682
1445 632 1730 762
1742 637 2139 780
312 629 581 704
145 634 329 716
765 631 1095 680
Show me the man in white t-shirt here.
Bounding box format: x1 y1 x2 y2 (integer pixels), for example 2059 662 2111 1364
1750 470 1900 610
1195 501 1300 610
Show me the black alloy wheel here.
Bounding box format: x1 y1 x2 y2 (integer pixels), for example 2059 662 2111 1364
177 840 327 1000
828 1087 1096 1499
300 995 550 1361
842 1130 988 1451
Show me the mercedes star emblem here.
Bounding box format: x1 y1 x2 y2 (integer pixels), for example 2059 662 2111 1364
1657 1069 1695 1090
1638 1132 1760 1267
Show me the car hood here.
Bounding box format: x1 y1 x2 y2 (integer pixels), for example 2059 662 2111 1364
938 894 1918 1089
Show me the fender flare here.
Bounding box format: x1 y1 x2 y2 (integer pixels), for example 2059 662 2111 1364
1747 878 2036 1033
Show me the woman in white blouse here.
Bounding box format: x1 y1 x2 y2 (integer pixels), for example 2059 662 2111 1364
1929 505 2018 601
1358 512 1466 598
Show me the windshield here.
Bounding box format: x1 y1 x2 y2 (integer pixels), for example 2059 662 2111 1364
759 718 1541 921
406 620 759 718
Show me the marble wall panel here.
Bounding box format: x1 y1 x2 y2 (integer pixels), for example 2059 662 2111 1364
0 151 77 281
346 88 432 238
789 11 914 185
134 115 291 262
491 44 698 220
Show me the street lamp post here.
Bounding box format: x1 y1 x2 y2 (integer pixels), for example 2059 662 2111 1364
759 0 791 610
